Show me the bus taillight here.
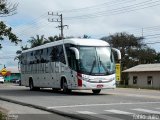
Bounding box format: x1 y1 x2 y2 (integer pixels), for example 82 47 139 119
77 73 82 87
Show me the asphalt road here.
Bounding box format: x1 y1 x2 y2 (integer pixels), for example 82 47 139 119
0 83 160 120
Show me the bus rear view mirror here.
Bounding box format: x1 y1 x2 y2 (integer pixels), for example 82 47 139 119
69 47 79 60
112 48 121 60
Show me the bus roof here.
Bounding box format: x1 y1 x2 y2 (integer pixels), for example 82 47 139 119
22 38 110 53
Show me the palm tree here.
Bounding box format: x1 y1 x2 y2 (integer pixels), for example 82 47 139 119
21 45 29 50
47 35 62 42
28 35 46 48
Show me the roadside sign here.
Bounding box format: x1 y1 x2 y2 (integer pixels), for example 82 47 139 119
1 68 7 76
116 64 121 81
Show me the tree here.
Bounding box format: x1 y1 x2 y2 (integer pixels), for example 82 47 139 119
155 52 160 63
124 47 157 68
0 0 18 17
14 50 22 61
47 35 62 42
27 35 62 49
101 32 157 69
28 35 46 48
0 21 20 45
137 47 157 64
101 32 144 66
0 0 19 48
21 45 29 50
83 34 90 39
14 45 29 65
101 32 144 49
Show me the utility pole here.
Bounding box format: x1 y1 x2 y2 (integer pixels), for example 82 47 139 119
48 12 68 39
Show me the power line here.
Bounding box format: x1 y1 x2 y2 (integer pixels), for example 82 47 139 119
16 20 50 37
9 0 160 41
144 33 160 37
15 0 160 32
15 19 48 37
64 0 160 20
57 0 133 13
14 0 132 33
146 41 160 45
13 0 130 31
14 13 47 31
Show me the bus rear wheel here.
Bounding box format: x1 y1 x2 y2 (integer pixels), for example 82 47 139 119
62 79 71 93
29 80 40 91
92 89 101 94
29 80 34 91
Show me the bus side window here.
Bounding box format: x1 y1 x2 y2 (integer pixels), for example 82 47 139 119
50 46 59 62
24 53 27 65
21 53 24 65
59 45 66 64
68 50 77 71
46 48 49 62
30 52 34 64
34 50 40 64
40 49 46 63
27 52 31 65
41 48 47 63
48 47 52 62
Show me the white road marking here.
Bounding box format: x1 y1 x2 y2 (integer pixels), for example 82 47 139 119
110 93 160 99
76 111 97 114
132 108 160 114
77 111 124 120
47 102 160 109
105 109 133 115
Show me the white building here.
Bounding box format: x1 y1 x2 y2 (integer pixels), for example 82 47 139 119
123 64 160 89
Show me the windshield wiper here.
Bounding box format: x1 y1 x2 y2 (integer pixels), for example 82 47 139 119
98 57 110 75
89 60 96 75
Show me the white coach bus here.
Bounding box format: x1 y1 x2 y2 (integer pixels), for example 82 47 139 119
20 38 121 94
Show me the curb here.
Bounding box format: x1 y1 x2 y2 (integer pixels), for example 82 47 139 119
0 96 98 120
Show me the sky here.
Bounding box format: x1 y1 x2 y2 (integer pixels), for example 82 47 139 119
1 0 160 69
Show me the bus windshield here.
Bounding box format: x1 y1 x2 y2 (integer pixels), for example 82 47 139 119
79 46 115 76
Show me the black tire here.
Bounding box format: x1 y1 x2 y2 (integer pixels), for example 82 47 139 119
92 89 101 94
34 87 40 91
19 80 21 86
29 80 40 91
29 80 34 91
62 79 71 93
52 88 60 92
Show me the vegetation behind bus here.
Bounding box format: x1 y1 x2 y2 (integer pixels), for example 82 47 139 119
17 32 160 74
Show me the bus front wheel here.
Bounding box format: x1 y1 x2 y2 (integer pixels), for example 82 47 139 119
52 88 61 92
92 89 101 94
